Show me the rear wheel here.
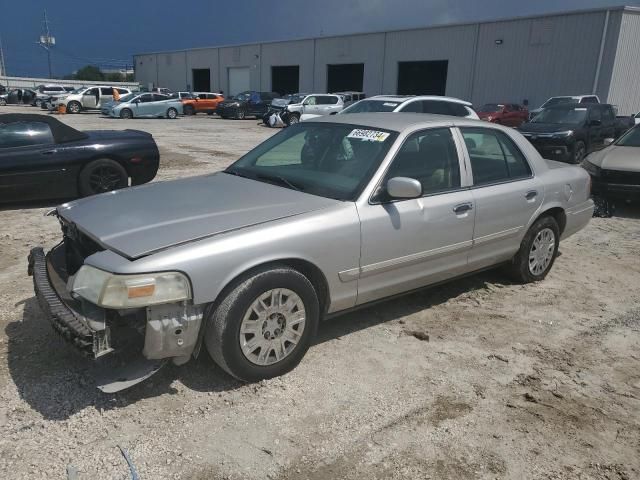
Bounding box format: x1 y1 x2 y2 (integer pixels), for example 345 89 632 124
508 216 559 283
120 108 133 119
166 107 178 119
67 101 82 114
79 159 129 196
205 266 319 382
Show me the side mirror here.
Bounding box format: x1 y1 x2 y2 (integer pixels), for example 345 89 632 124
589 119 602 127
386 177 422 199
603 138 615 146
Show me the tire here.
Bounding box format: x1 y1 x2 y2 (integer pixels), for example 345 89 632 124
508 216 560 283
166 107 178 119
573 141 586 164
119 108 133 119
35 99 42 107
0 98 6 106
287 113 300 126
184 105 195 116
78 159 129 197
204 265 320 382
67 101 82 114
236 108 246 120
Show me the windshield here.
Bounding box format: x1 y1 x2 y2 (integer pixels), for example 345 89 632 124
118 93 137 103
541 97 575 108
232 92 251 101
341 99 399 114
479 104 503 113
616 126 640 147
532 107 588 124
226 123 398 201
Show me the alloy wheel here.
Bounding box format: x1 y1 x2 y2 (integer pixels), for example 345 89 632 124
89 166 125 193
239 288 306 366
528 228 556 275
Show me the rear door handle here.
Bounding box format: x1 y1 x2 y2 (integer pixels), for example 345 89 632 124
453 203 473 214
525 190 538 201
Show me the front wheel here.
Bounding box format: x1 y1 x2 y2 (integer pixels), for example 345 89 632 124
166 107 178 119
0 98 6 106
287 113 300 126
508 216 560 283
573 141 586 164
78 159 129 196
236 108 246 120
67 101 82 114
35 99 42 107
205 266 319 382
120 108 133 119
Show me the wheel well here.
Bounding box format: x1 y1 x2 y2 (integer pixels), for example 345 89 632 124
80 156 131 183
538 207 566 235
220 259 331 316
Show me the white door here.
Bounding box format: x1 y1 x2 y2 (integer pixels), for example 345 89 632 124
228 67 250 96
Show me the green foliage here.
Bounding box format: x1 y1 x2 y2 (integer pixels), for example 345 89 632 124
74 65 104 81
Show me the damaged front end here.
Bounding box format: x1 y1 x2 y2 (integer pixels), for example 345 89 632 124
28 219 204 392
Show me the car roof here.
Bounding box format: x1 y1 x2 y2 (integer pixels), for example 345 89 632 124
306 112 486 132
368 95 472 106
0 113 88 143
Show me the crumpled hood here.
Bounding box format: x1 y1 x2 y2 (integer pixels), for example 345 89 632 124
586 145 640 171
57 173 338 259
519 122 581 134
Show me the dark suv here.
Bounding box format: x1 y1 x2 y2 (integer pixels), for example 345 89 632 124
519 104 631 164
217 91 279 119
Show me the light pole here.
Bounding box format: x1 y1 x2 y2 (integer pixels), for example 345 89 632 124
36 10 55 78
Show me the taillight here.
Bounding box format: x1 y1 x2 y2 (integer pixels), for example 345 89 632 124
130 157 143 164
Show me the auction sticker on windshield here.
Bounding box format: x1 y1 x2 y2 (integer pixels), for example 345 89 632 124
347 129 391 142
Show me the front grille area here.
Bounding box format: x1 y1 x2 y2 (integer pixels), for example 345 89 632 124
602 169 640 186
60 219 104 276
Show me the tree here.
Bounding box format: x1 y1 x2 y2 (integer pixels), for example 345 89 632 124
74 65 104 81
104 72 124 82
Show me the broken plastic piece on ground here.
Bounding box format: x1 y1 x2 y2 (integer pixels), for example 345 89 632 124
118 445 140 480
95 356 167 393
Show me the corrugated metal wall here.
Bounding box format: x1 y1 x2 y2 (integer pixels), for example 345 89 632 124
606 11 640 115
134 8 638 110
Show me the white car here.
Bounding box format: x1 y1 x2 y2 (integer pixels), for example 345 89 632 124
302 95 478 122
54 86 133 113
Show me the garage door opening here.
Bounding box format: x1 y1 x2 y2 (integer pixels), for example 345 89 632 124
271 66 299 96
192 69 211 92
228 67 251 96
397 60 448 96
327 64 364 93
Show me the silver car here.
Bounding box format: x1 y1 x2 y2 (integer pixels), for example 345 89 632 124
103 92 183 119
29 113 593 391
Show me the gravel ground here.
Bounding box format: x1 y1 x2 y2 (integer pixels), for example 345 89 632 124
0 105 639 480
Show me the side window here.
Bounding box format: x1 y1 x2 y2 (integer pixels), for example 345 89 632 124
100 87 113 96
385 128 461 196
421 100 451 115
139 94 154 103
589 107 602 122
306 96 317 106
117 88 128 94
0 121 55 148
400 101 422 113
152 94 167 101
461 128 531 186
581 97 598 104
449 103 471 117
84 88 99 96
325 96 339 105
602 106 614 121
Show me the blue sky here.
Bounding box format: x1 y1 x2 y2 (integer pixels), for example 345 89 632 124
1 0 639 77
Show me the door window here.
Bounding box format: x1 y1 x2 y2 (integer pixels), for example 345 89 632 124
384 128 461 196
461 128 532 185
589 107 602 122
0 122 55 148
84 88 99 96
400 101 422 113
305 96 317 106
138 94 154 103
100 87 113 95
601 106 614 121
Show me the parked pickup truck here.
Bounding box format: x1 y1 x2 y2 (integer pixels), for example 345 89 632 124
519 104 633 163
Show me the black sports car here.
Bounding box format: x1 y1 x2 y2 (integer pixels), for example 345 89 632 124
0 114 160 203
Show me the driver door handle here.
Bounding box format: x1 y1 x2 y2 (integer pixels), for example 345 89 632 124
525 190 538 201
453 203 473 214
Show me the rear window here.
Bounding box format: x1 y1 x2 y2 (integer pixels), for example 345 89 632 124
0 121 55 148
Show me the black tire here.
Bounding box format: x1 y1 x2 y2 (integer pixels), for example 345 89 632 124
120 108 133 119
184 105 195 116
78 159 129 197
0 98 6 106
573 141 586 164
204 266 320 382
67 101 82 114
166 107 178 119
287 113 300 126
236 108 246 120
508 216 560 283
593 195 614 218
35 99 42 107
207 111 214 116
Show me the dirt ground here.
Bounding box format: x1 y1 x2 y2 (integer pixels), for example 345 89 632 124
0 106 639 480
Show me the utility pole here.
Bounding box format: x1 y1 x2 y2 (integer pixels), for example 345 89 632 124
0 36 6 77
36 10 55 78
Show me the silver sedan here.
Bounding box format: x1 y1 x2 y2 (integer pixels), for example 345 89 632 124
29 113 593 390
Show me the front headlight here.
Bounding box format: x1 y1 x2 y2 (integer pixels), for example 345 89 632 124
553 130 574 138
581 159 601 177
72 265 191 308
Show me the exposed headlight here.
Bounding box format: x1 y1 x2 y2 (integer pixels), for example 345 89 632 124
553 130 574 138
72 265 191 308
581 159 601 177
